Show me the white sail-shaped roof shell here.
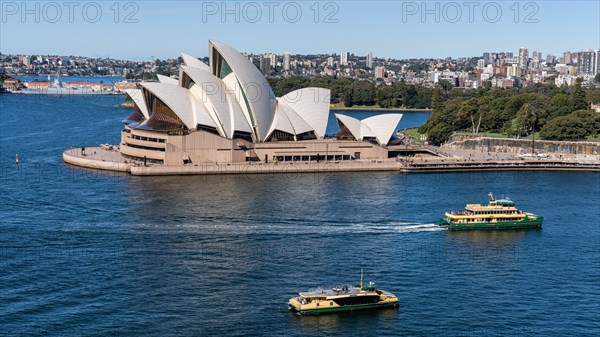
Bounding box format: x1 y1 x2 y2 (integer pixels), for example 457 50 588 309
225 88 253 135
280 88 331 138
268 102 296 136
181 52 210 72
362 114 403 146
335 113 402 145
209 40 276 141
183 66 231 137
221 73 255 138
126 89 149 119
156 74 179 85
141 82 217 130
134 41 332 142
277 100 314 134
335 114 363 140
361 124 376 138
267 100 316 139
182 65 252 138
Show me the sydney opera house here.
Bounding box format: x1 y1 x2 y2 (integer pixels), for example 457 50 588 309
119 40 403 165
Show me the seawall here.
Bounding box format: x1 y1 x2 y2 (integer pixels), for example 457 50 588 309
444 136 600 155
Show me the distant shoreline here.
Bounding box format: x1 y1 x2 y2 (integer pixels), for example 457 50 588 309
331 107 431 112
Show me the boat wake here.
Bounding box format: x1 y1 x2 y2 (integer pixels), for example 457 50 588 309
124 220 446 235
246 220 446 235
343 222 446 234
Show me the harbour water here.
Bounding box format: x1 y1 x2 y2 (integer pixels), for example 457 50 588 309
1 95 599 336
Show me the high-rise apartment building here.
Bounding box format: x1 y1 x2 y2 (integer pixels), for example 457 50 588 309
283 51 290 71
518 47 529 70
340 52 349 66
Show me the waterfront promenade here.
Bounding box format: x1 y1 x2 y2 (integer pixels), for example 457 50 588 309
63 146 600 175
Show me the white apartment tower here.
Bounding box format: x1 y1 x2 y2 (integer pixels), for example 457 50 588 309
283 51 290 71
518 47 529 70
340 52 349 66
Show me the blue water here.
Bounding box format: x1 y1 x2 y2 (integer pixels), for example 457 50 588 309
1 95 599 336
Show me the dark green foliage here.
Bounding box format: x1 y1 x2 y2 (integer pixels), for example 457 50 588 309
571 80 588 111
539 109 600 140
427 124 452 145
420 82 599 141
540 115 587 140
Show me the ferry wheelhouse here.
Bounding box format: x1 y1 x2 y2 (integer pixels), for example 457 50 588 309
439 193 543 230
288 271 399 315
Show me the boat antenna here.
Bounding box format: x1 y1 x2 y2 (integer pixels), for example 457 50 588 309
488 192 494 201
360 269 363 289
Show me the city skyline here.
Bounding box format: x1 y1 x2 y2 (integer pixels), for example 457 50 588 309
1 1 598 60
6 45 600 64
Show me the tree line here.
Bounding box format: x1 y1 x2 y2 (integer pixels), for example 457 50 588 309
419 78 600 144
267 76 433 109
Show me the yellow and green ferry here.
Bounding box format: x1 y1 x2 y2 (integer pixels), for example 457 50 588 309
288 271 399 315
439 193 543 230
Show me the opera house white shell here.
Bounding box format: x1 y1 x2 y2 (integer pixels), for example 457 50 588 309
119 40 403 165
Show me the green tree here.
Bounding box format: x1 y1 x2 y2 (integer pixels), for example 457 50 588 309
431 87 444 112
571 79 588 111
376 85 398 108
427 124 452 146
572 109 600 136
549 93 572 118
540 114 588 140
457 98 482 134
342 89 353 107
352 81 376 106
480 97 507 131
515 103 538 136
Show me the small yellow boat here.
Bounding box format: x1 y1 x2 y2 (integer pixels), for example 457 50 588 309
288 270 399 315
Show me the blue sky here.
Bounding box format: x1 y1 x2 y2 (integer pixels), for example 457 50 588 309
1 1 599 60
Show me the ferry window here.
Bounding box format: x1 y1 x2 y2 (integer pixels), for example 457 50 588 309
330 301 333 305
316 303 319 307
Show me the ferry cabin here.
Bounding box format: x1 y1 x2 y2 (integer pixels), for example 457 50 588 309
445 203 526 224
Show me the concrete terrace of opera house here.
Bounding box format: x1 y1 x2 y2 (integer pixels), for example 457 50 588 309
63 145 600 175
